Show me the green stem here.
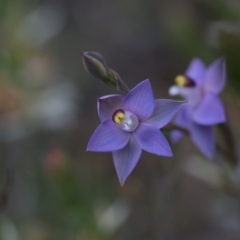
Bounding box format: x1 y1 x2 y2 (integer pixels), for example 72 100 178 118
218 123 238 167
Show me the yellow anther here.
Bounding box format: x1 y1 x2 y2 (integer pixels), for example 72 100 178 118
175 75 187 87
113 111 125 124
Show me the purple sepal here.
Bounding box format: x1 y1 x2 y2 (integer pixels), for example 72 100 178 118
190 122 215 159
174 105 190 128
124 79 155 121
87 120 130 152
133 123 172 157
203 57 226 94
113 137 142 186
185 58 206 83
193 93 226 125
145 99 185 129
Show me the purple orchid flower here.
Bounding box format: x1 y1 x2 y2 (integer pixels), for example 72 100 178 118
87 79 185 185
169 57 226 159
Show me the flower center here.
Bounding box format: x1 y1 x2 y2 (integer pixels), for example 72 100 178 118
112 109 139 132
175 75 195 87
169 74 203 110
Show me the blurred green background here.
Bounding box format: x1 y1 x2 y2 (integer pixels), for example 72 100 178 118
0 0 240 239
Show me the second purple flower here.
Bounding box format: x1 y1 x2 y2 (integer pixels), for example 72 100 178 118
169 57 226 159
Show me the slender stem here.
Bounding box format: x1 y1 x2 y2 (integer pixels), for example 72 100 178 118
218 123 238 167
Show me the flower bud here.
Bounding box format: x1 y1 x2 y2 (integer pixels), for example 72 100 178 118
82 52 108 80
82 51 129 94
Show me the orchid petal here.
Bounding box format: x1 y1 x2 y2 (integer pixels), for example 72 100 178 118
87 120 130 152
133 123 172 157
179 87 202 107
123 79 155 121
174 104 190 128
170 105 188 143
190 122 215 159
98 94 124 122
113 136 142 186
193 93 226 125
185 58 206 83
145 99 185 129
203 58 226 94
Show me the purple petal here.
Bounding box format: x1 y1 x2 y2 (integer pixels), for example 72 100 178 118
193 93 226 125
190 122 215 159
123 79 155 121
171 130 183 143
179 87 202 107
145 99 185 129
133 123 172 157
174 104 190 128
98 94 124 122
185 58 206 83
87 120 130 152
113 136 142 186
203 58 226 94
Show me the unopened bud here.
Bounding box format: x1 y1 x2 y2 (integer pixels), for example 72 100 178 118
82 51 129 94
82 52 108 80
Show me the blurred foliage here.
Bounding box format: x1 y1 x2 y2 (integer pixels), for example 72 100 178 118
0 0 240 240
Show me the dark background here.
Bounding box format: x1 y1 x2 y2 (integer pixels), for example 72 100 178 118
0 0 240 239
